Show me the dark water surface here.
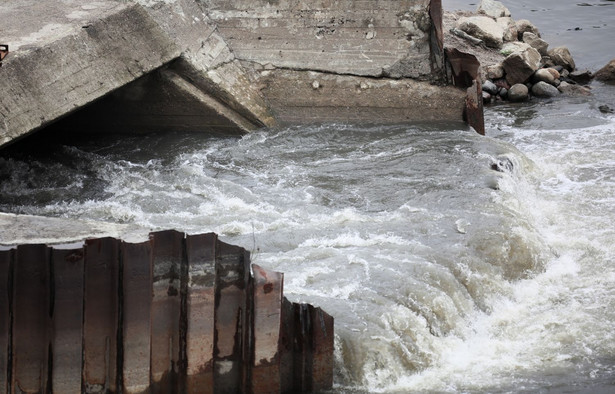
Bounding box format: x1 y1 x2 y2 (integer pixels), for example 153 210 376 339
1 1 615 392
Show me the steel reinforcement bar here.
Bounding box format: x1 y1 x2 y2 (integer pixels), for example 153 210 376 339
0 230 333 393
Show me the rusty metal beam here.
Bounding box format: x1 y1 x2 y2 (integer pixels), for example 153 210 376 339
185 233 217 394
13 244 51 393
214 240 251 393
150 230 185 393
122 241 153 394
0 249 12 394
251 264 284 393
1 232 333 393
83 237 120 394
52 248 85 394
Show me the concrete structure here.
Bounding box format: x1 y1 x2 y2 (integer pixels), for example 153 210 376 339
0 230 334 393
0 0 483 149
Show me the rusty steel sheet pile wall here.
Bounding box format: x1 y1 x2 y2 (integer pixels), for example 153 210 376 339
0 230 333 393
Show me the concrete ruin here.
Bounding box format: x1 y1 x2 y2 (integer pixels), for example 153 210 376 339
0 0 483 149
0 230 334 393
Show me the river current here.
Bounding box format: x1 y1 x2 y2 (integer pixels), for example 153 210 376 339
1 1 615 392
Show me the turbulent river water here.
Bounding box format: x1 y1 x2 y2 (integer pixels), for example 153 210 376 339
1 1 615 392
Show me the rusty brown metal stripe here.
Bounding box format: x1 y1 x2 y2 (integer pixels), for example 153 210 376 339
150 230 185 393
279 298 295 393
465 80 485 136
185 233 217 394
0 249 12 394
122 241 153 394
251 264 284 393
83 237 120 393
52 248 85 394
309 306 334 391
13 244 51 393
214 240 250 393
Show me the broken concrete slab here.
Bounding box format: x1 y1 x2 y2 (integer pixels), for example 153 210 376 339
0 0 482 150
0 0 272 148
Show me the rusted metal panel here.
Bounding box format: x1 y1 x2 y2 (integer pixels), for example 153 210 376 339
465 79 485 136
279 298 295 393
122 241 153 394
292 303 312 392
83 237 120 394
184 233 216 394
12 244 51 393
251 264 284 394
214 240 250 393
52 248 85 394
309 306 334 391
150 230 185 393
2 231 335 393
0 249 12 394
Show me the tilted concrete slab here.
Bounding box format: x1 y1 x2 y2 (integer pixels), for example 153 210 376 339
0 0 274 148
0 0 482 147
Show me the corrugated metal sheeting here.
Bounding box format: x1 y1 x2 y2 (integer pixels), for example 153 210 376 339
0 230 333 393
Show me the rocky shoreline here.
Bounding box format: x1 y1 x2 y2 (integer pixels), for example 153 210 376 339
444 0 615 105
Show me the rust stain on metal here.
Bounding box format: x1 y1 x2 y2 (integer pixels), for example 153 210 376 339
1 231 334 393
445 48 484 135
0 45 7 67
52 247 84 394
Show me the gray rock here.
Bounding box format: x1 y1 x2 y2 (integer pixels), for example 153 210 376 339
523 32 549 56
499 88 508 99
531 81 560 97
503 46 542 85
532 68 556 85
558 81 592 96
569 70 593 84
546 68 561 80
457 15 505 49
548 47 576 71
595 58 615 83
508 83 529 101
477 0 511 18
516 19 541 40
482 91 493 104
497 17 518 42
485 63 505 79
599 105 614 114
501 42 532 56
482 79 499 95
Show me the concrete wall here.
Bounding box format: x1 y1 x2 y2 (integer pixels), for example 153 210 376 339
199 0 437 79
0 0 478 149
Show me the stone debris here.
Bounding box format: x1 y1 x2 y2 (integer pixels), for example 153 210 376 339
447 0 608 105
595 58 615 83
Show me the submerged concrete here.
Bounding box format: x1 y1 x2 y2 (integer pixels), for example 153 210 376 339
0 0 483 149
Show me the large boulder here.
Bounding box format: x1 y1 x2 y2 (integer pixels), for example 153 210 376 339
532 68 557 85
595 58 615 83
508 83 529 102
501 42 532 56
497 17 518 42
477 0 511 18
457 15 505 49
515 19 541 40
548 47 576 71
558 81 592 96
503 46 542 85
531 81 560 97
523 32 549 56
